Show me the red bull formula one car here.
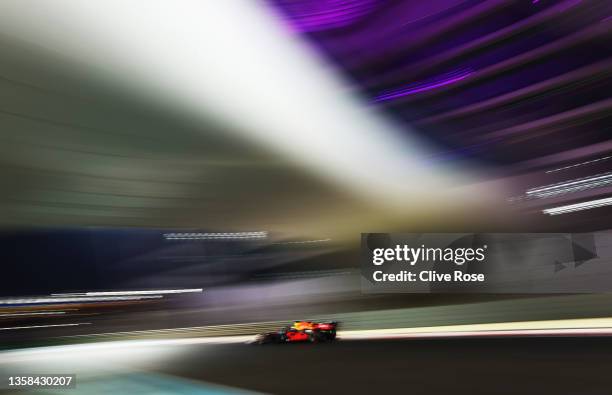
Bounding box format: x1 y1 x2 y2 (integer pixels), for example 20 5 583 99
254 321 338 344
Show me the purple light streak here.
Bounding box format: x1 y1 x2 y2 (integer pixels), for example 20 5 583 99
271 0 377 33
374 69 474 102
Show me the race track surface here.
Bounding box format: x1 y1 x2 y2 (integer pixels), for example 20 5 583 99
155 337 612 394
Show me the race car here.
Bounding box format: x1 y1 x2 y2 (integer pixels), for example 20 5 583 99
253 321 338 344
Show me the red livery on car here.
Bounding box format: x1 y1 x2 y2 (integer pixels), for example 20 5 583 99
254 321 338 344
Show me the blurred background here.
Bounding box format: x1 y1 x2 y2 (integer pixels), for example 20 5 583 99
0 0 611 394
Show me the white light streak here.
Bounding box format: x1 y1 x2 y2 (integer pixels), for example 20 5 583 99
542 197 612 215
0 0 481 210
527 173 612 198
0 322 90 331
339 317 612 339
0 295 162 305
340 328 612 339
53 289 203 297
164 232 267 240
546 155 612 173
